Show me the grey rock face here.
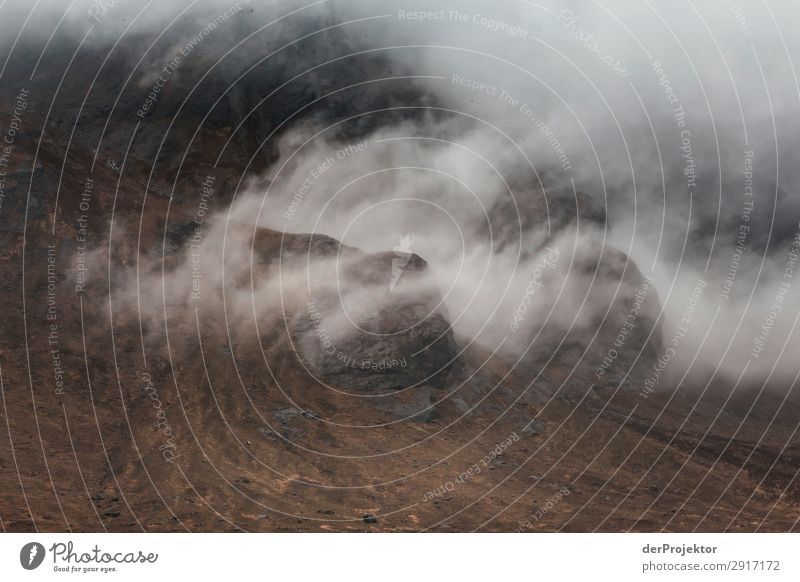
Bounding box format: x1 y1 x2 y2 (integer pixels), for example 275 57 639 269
291 257 459 395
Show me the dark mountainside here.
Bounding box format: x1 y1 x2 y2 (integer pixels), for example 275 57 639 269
0 16 798 533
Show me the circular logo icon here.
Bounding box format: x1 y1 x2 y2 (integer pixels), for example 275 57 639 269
20 542 46 570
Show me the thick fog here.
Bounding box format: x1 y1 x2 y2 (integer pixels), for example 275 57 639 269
4 0 800 387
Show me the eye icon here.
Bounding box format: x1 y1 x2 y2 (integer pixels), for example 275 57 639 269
20 542 46 570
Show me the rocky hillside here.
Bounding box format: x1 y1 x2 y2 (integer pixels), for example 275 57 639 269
0 11 798 533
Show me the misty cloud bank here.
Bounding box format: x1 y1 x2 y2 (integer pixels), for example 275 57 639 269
5 0 800 389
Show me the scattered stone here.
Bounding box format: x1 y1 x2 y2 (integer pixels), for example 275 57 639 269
374 384 438 423
274 408 302 423
362 513 378 524
522 419 546 436
258 427 278 441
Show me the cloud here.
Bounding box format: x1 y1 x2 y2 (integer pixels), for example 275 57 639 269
7 0 798 387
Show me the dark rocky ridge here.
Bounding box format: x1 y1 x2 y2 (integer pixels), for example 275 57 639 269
249 227 460 420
